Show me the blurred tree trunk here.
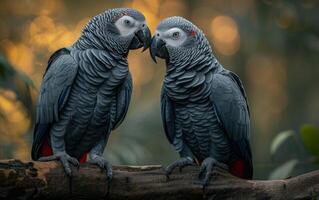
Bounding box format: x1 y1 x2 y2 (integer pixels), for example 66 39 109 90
0 159 318 200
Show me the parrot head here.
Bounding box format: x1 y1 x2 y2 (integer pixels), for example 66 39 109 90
80 8 151 54
150 16 212 64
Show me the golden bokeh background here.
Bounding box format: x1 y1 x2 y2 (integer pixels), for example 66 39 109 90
0 0 318 179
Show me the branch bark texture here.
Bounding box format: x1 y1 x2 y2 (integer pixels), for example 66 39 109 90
0 159 318 199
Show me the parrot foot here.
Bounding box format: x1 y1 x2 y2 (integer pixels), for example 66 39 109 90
198 157 228 189
88 155 113 182
164 157 195 180
88 155 112 197
38 151 79 176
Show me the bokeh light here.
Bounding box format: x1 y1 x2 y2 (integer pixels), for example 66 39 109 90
4 40 34 75
210 15 240 55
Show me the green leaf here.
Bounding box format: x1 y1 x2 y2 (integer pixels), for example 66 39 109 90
270 130 295 155
300 124 319 157
268 159 298 180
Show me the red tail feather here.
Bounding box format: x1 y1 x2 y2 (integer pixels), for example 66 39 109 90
230 159 245 178
40 138 88 163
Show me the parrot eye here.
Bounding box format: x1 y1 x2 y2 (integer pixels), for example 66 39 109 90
123 19 132 26
115 15 137 36
172 32 180 39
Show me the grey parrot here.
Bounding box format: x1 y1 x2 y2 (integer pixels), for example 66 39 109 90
31 8 151 180
150 17 253 186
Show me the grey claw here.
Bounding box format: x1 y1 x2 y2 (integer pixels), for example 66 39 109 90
199 164 206 179
202 170 212 187
165 166 172 175
105 168 112 197
89 156 113 182
199 157 226 188
60 154 73 176
164 166 173 180
165 174 170 181
69 157 80 167
164 157 194 180
217 162 229 171
38 152 79 177
142 46 147 52
106 164 113 181
61 166 72 177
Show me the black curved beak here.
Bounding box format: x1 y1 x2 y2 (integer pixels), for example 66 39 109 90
149 36 168 63
129 27 151 51
141 27 151 51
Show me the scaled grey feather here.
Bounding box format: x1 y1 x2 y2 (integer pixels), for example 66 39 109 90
156 16 253 178
32 8 148 162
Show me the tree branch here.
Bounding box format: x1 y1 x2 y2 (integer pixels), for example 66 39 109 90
0 159 318 199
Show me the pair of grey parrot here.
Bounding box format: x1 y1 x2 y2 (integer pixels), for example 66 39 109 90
32 8 253 186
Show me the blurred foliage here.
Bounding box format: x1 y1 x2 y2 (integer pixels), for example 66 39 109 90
270 130 294 155
0 55 34 118
300 124 319 158
0 54 34 159
269 124 319 179
269 159 298 180
0 0 318 179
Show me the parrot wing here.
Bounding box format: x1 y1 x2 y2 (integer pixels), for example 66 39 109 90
161 86 192 155
210 71 253 179
111 72 132 130
31 48 78 160
161 86 177 145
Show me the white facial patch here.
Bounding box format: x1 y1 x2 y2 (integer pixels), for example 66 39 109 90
156 27 187 47
115 15 140 36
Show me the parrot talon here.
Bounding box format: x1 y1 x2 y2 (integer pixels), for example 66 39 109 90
106 177 111 197
199 157 227 188
164 157 194 180
88 155 113 183
38 151 79 177
142 46 147 52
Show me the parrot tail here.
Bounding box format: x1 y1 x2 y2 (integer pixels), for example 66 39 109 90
196 158 252 179
40 138 88 163
229 159 252 179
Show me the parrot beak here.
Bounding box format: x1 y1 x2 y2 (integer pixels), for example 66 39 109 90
150 37 158 63
142 26 151 52
150 36 168 63
129 27 151 51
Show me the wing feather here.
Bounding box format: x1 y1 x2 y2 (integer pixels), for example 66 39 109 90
210 71 253 178
161 87 176 144
112 73 132 130
31 48 78 160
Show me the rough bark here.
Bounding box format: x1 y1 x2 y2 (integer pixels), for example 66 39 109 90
0 159 318 200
